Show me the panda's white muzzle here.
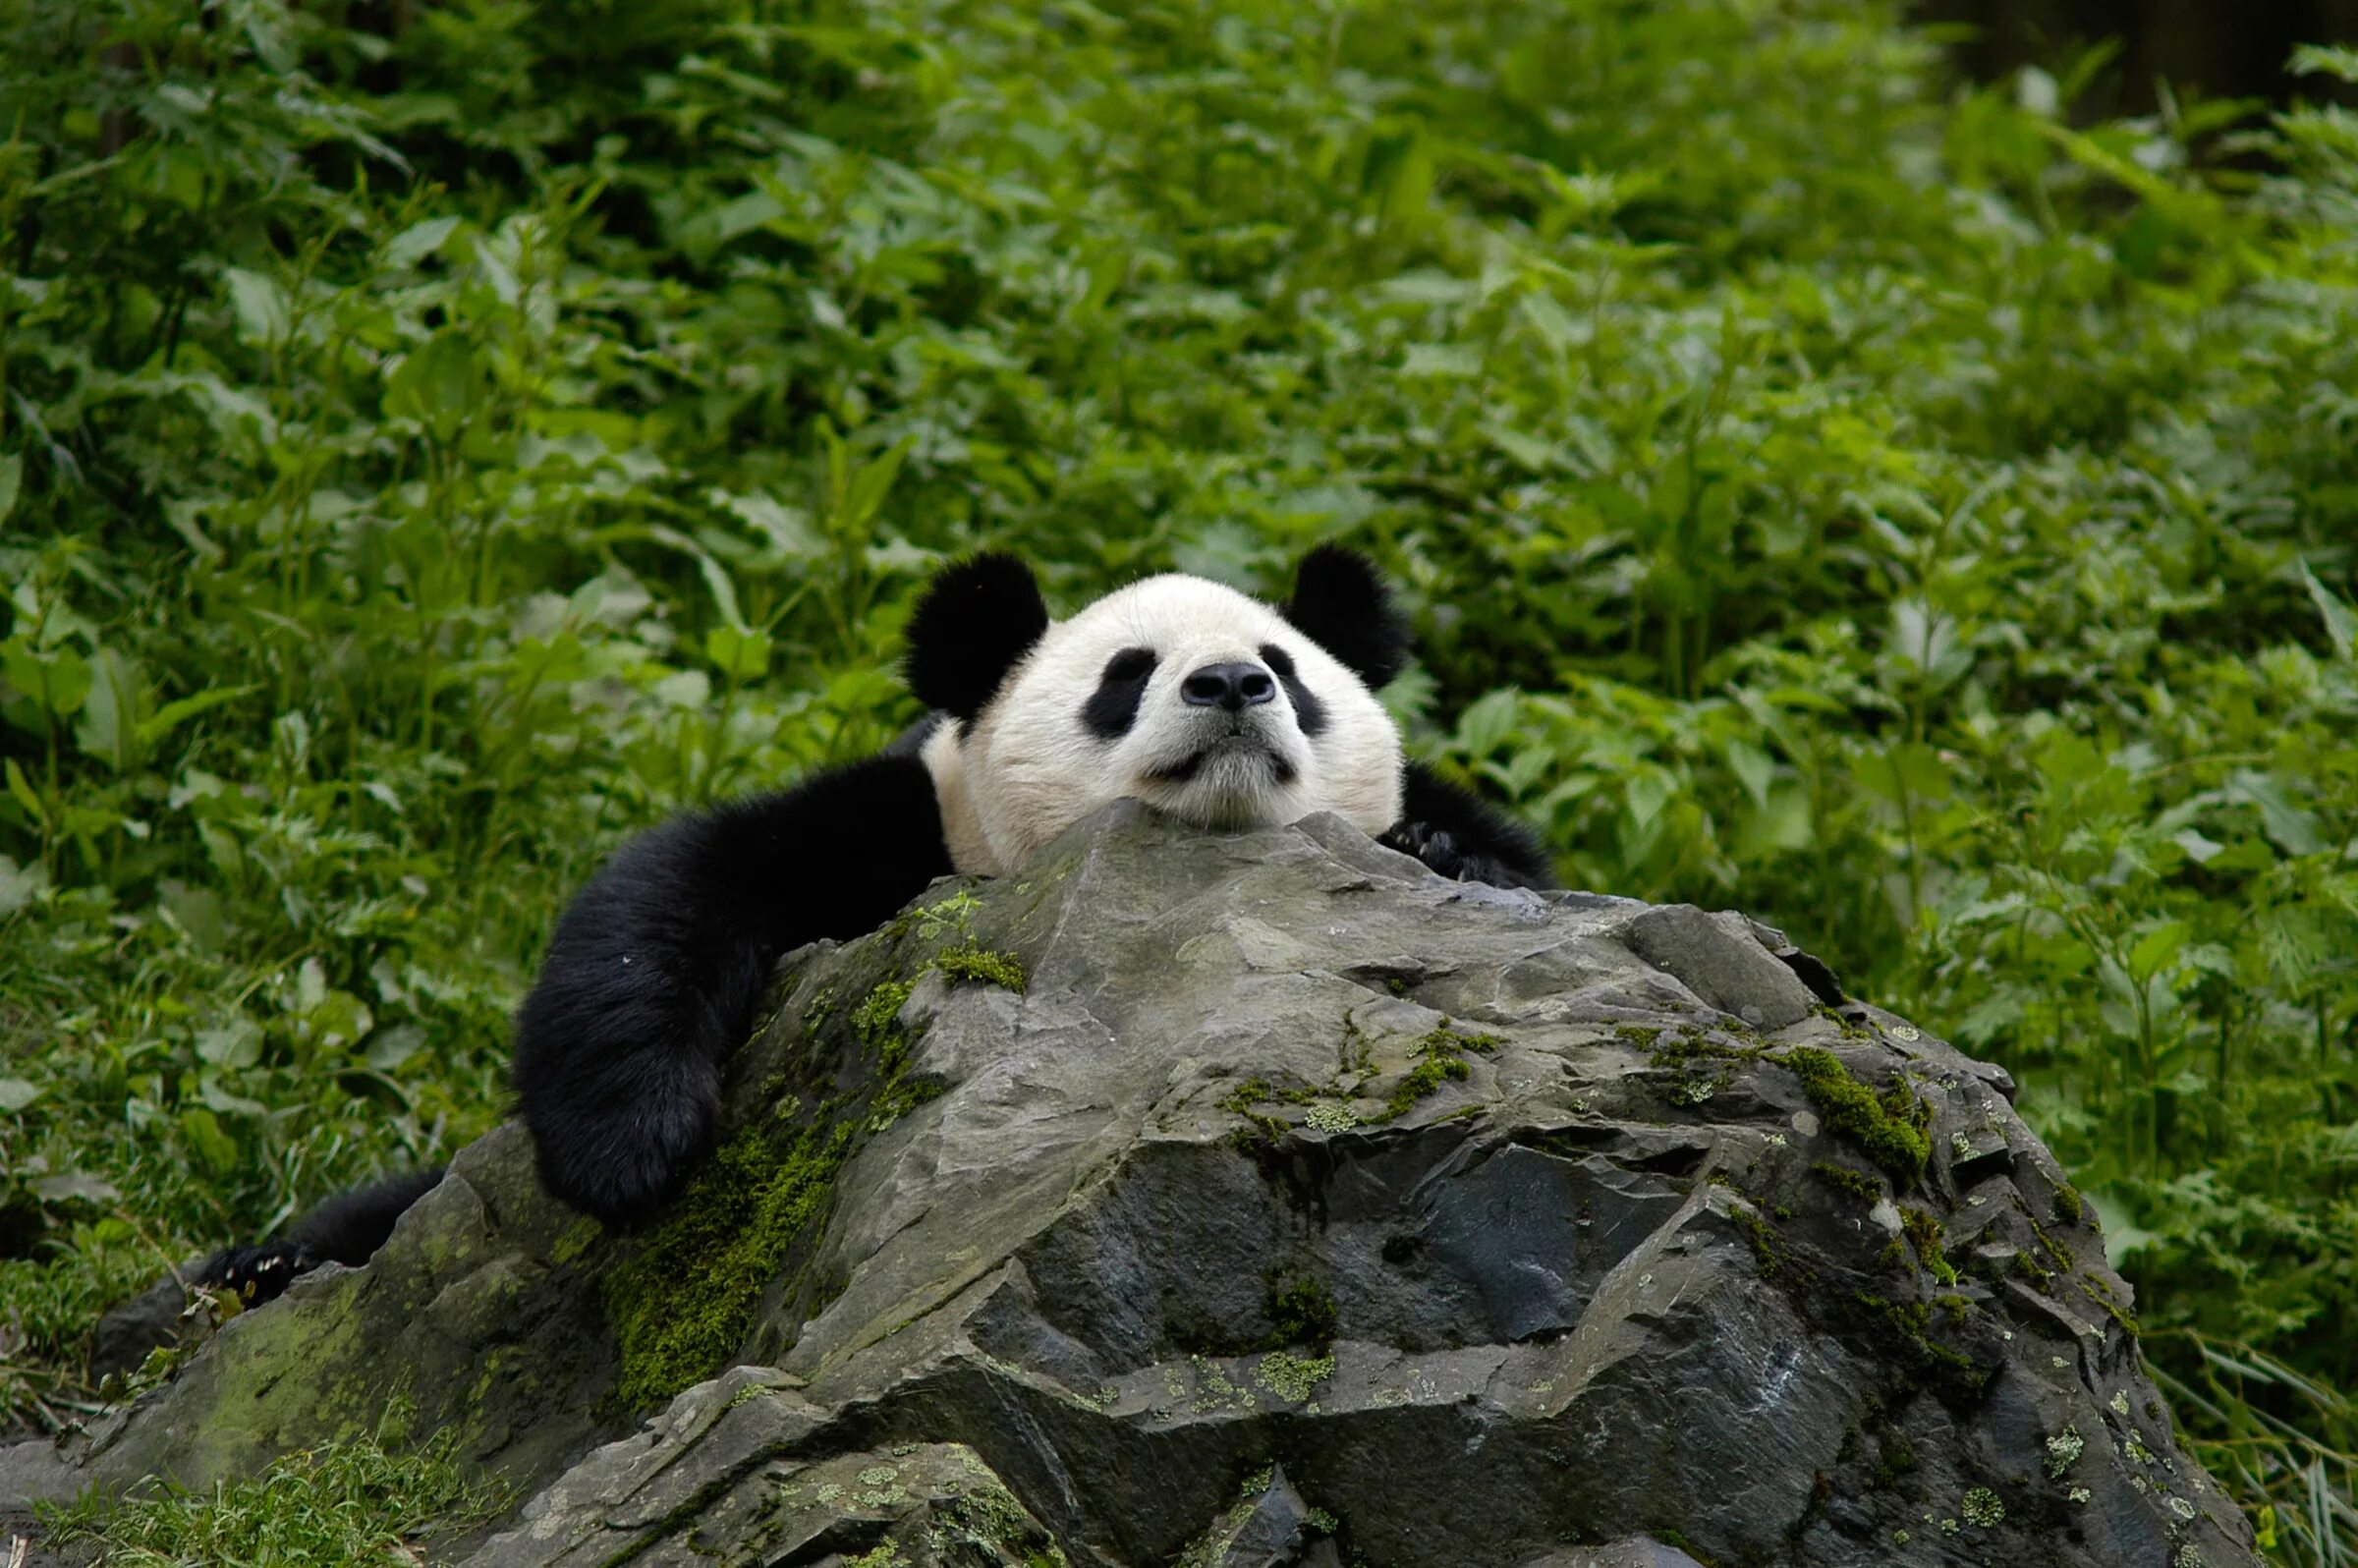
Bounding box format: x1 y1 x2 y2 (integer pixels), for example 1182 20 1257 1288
1138 669 1308 825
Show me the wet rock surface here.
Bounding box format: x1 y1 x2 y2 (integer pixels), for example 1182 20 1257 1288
10 805 2258 1566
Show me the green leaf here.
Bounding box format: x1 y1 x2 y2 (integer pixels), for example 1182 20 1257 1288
0 453 20 528
643 526 748 633
158 878 227 951
2289 42 2358 84
385 215 461 267
383 331 483 444
1724 738 1774 811
2297 559 2355 662
181 1106 242 1172
1454 690 1520 757
704 625 772 682
840 437 915 532
31 1172 120 1204
0 855 49 918
1624 768 1674 831
195 1019 263 1069
72 647 143 771
1851 743 1950 806
139 684 255 747
2227 771 2325 858
365 1023 428 1072
3 758 41 823
0 1078 42 1112
1400 344 1482 378
223 267 291 343
2 641 91 718
2127 920 2188 984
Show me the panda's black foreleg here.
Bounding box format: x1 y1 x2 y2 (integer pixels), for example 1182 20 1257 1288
1381 760 1557 891
196 1166 447 1307
512 753 953 1226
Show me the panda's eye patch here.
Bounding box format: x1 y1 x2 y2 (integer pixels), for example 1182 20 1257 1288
1083 647 1158 739
1260 644 1328 736
1103 648 1156 683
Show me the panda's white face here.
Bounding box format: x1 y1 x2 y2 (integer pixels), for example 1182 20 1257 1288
921 574 1404 875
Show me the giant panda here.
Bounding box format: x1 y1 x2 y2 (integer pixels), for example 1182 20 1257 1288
199 546 1550 1301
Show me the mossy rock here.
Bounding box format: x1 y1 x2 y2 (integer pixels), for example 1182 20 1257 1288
21 806 2259 1568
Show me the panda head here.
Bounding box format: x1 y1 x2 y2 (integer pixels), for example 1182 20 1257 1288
906 546 1412 875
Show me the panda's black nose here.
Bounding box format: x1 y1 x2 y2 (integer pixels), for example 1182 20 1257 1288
1182 661 1276 712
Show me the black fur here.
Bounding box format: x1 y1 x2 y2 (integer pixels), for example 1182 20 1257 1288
512 753 953 1223
196 1166 446 1307
1082 647 1156 739
1380 761 1557 891
1281 544 1411 689
196 547 1553 1286
1259 644 1326 736
903 553 1050 721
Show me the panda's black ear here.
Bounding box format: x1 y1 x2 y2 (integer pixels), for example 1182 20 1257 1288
904 553 1050 721
1281 544 1411 688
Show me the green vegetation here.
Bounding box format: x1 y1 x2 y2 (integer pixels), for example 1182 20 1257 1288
1784 1049 1932 1183
1811 1162 1885 1205
1264 1274 1339 1353
0 0 2352 1551
1898 1206 1958 1287
854 980 918 1054
1372 1025 1498 1122
930 944 1027 993
604 1120 847 1411
38 1403 501 1565
1647 1027 1765 1107
1729 1203 1793 1284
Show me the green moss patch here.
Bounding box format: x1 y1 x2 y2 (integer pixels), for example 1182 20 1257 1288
933 943 1027 992
607 947 958 1408
1731 1204 1792 1281
1218 1077 1293 1143
1782 1047 1930 1182
1873 1426 1920 1490
1647 1028 1767 1107
1264 1274 1339 1352
1849 1291 1989 1397
853 979 916 1048
1811 1160 1884 1204
1899 1206 1958 1285
605 1120 851 1411
1372 1024 1499 1123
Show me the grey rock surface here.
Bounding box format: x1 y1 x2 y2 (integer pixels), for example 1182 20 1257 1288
15 805 2259 1566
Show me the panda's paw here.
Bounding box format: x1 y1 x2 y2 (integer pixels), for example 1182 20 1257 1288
1380 819 1511 887
196 1239 312 1309
530 1080 717 1228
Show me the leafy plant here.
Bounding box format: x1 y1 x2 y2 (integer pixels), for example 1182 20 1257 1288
0 0 2353 1556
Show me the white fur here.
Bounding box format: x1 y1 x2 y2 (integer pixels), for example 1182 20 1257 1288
923 574 1403 875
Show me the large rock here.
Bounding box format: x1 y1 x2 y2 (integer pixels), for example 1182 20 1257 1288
15 805 2257 1566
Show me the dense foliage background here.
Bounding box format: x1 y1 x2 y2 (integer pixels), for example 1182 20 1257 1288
2 0 2354 1554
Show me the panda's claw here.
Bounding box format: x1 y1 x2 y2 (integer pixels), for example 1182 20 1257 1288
1381 818 1525 889
196 1239 310 1308
1382 819 1461 878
